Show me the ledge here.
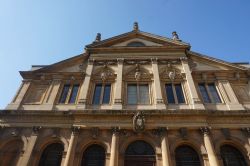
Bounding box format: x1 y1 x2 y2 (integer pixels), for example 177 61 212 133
1 109 250 116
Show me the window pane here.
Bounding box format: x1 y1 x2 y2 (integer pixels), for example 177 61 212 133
59 84 70 103
127 84 137 104
175 84 185 103
198 83 211 103
93 84 102 104
68 84 79 103
220 145 247 166
175 145 201 166
102 84 111 104
166 84 175 104
139 84 149 104
208 83 221 103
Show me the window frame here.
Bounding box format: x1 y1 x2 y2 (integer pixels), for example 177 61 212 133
126 82 152 105
58 82 81 104
198 82 223 104
164 82 186 104
91 82 112 105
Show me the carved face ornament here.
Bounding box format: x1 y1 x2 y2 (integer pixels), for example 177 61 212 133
133 111 145 133
168 70 176 81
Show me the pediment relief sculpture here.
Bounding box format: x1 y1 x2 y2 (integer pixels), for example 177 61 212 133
159 63 185 81
92 65 116 81
124 64 152 81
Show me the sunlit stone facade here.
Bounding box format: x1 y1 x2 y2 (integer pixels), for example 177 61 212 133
1 23 250 166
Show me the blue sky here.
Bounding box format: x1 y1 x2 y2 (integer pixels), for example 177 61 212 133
0 0 250 109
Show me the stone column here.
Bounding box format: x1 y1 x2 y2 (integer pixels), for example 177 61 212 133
113 59 123 109
64 126 80 166
78 59 94 109
6 80 31 110
180 57 205 110
200 127 219 166
151 58 166 109
157 128 171 166
109 127 120 166
17 126 41 166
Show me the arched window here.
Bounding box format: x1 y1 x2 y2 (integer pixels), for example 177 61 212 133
125 140 155 166
81 144 105 166
38 143 64 166
220 145 247 166
127 42 145 47
175 145 201 166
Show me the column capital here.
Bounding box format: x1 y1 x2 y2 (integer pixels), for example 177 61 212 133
88 59 95 65
117 58 124 64
153 127 168 137
200 127 211 135
241 127 250 137
180 57 188 62
151 58 158 64
32 126 41 135
71 126 81 135
111 126 120 135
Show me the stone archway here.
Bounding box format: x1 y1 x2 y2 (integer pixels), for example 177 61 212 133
124 140 156 166
220 144 247 166
0 139 23 166
81 144 106 166
38 143 64 166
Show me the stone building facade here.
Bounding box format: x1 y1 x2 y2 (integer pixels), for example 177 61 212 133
1 23 250 166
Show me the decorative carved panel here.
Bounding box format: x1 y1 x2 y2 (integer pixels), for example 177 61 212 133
24 82 49 104
232 85 250 102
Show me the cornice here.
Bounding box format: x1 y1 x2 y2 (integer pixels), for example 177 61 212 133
86 46 188 54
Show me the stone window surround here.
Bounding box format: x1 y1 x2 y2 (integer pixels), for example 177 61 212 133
90 82 113 105
124 81 153 105
197 81 224 104
56 80 82 105
162 81 187 105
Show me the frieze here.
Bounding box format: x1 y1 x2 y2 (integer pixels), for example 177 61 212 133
94 60 117 66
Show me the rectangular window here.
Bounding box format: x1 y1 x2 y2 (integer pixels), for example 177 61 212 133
208 83 221 103
127 84 150 104
103 84 111 104
59 84 79 104
59 84 70 103
93 84 102 104
92 83 111 105
198 83 221 103
139 84 149 104
68 84 80 103
127 84 137 104
175 84 185 103
166 84 175 103
165 83 185 104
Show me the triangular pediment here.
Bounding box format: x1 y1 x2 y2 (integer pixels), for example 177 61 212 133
20 54 88 79
188 51 247 71
86 31 190 49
